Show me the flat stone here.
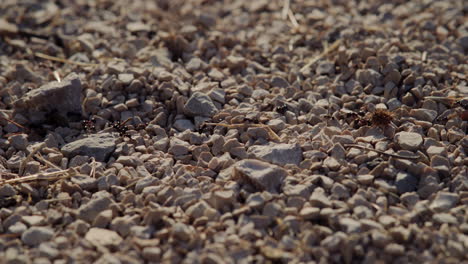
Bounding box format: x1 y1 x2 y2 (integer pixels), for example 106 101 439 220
426 146 447 157
116 156 143 167
430 192 459 212
233 159 288 193
183 92 218 117
270 76 289 88
78 191 114 222
135 176 159 194
248 143 303 166
142 247 162 261
61 133 116 162
395 132 423 151
299 207 320 220
173 119 195 132
14 73 82 122
0 184 17 197
21 227 54 246
410 109 437 122
85 228 123 248
433 213 458 225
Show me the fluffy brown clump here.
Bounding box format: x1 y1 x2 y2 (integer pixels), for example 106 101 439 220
370 109 395 127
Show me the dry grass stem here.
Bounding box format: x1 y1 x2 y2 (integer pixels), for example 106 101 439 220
34 52 98 67
0 168 77 186
34 153 62 170
344 144 420 160
300 38 342 72
282 0 290 20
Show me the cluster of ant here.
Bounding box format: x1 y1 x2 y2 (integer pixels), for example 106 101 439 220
81 117 147 137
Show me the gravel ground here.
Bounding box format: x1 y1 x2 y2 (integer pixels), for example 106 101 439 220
0 0 467 263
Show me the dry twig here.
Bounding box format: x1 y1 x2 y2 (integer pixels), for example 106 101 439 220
344 144 420 160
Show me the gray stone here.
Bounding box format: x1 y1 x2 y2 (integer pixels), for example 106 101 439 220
0 184 16 197
173 119 195 132
270 76 289 88
395 132 423 151
78 191 114 222
395 172 418 194
186 57 204 72
316 61 335 75
8 221 27 234
429 192 459 212
457 35 468 49
9 134 28 151
339 217 362 233
12 63 43 83
92 209 113 228
248 143 303 166
85 228 123 248
21 227 54 246
426 146 447 157
356 69 382 86
110 216 135 237
183 92 218 117
171 223 193 241
142 247 162 261
135 176 159 194
61 133 116 162
14 73 82 121
116 155 143 167
233 159 288 193
410 109 437 122
38 243 60 259
433 213 458 225
309 187 332 208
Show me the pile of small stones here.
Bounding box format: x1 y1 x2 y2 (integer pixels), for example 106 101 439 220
0 0 467 263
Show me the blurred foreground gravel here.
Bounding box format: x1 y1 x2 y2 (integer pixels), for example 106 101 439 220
0 0 467 263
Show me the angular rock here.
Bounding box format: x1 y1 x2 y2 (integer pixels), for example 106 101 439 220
61 133 116 162
429 192 459 212
78 191 114 222
395 172 418 194
248 143 303 166
316 61 335 75
232 159 288 193
85 228 123 248
309 187 332 208
21 227 54 246
356 69 382 86
410 109 437 122
0 184 17 197
395 132 423 151
183 92 218 117
9 134 28 151
14 73 82 123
